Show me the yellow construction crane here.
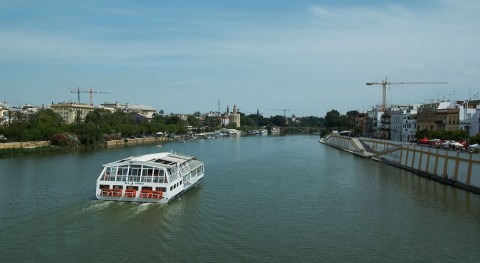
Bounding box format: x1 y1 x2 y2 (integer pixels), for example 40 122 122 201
70 87 110 106
366 77 448 110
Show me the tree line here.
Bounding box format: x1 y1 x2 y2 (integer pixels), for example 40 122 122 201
0 108 361 147
0 108 190 147
4 107 475 148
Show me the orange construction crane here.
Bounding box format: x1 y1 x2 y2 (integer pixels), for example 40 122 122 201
70 87 109 106
366 77 448 110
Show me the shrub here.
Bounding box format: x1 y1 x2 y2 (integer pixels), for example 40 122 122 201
50 133 79 147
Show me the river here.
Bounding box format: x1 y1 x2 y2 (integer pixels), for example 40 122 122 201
1 135 479 262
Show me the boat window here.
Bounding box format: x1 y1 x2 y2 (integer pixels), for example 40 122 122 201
113 185 123 189
142 186 152 191
142 167 153 176
108 167 117 175
156 187 166 192
116 166 128 181
99 184 110 189
118 166 129 175
141 175 152 183
129 166 141 176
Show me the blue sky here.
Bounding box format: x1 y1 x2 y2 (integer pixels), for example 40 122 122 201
1 0 479 117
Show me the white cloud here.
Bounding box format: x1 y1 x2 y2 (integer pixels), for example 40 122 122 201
1 0 479 115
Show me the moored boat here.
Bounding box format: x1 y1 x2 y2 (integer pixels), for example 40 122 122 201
95 152 204 203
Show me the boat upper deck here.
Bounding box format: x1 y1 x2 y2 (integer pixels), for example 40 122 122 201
103 152 199 169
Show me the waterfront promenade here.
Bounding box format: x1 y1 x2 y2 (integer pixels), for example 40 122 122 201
321 134 480 194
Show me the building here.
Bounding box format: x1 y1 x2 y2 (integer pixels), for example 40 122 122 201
403 106 419 142
100 102 157 119
229 105 241 128
50 102 94 124
435 102 460 131
389 110 403 142
220 104 241 128
470 109 480 136
0 103 9 126
417 103 439 132
459 100 479 134
389 105 419 143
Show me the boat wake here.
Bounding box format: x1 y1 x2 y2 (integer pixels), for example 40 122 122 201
82 200 114 212
131 202 155 215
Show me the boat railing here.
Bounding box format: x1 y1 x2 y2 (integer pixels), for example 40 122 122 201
100 188 123 197
178 165 191 177
102 175 116 181
116 175 128 182
99 174 166 183
152 176 166 183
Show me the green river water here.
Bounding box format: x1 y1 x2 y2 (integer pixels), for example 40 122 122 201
1 135 479 262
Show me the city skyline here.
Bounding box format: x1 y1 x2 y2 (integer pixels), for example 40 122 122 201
1 0 479 116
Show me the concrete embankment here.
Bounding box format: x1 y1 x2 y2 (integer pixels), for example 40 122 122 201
321 134 480 194
0 141 49 149
320 134 374 158
0 137 170 149
104 137 169 147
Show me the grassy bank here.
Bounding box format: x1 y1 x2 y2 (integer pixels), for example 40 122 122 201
0 145 70 158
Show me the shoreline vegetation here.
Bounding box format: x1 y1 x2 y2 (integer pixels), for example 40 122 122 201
2 108 479 158
0 145 67 158
0 136 172 158
0 108 328 158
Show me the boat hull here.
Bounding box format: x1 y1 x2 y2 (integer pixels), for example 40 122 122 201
95 177 203 204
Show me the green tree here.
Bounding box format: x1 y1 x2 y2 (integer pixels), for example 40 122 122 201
325 109 340 128
187 115 200 127
76 122 103 147
345 110 359 128
271 115 286 127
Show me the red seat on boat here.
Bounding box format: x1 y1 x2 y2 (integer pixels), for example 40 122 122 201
151 191 163 199
125 189 137 197
109 189 123 197
140 190 152 198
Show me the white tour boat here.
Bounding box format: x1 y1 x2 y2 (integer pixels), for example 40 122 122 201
95 152 204 203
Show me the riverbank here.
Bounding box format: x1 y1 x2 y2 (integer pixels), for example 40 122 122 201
0 141 49 149
321 134 480 194
0 136 172 157
0 145 69 157
104 136 170 147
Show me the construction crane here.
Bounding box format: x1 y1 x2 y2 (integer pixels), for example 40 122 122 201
267 109 290 119
70 87 110 106
267 108 291 125
366 77 448 110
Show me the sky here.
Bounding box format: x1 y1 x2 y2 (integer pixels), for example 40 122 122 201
1 0 479 117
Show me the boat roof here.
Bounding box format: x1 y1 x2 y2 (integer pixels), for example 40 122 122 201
103 152 198 168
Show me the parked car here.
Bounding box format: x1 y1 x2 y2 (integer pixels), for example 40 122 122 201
0 135 7 142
